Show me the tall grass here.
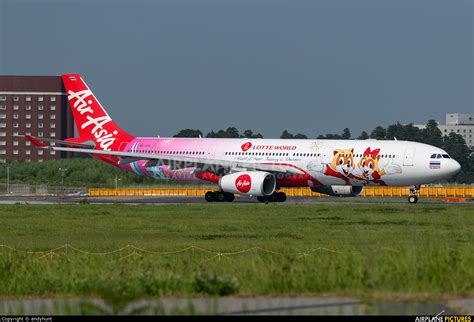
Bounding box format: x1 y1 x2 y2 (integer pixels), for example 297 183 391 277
0 204 472 300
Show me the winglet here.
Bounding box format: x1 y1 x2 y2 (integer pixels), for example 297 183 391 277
25 135 48 148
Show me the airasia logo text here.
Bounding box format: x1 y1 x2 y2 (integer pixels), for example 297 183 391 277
235 174 252 193
67 89 117 151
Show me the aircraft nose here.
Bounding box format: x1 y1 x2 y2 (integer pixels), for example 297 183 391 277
449 159 461 176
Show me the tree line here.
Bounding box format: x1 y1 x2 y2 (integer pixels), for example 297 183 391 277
0 158 209 188
173 120 473 183
1 120 472 186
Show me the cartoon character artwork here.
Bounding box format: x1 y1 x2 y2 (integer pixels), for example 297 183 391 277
357 148 402 185
307 147 403 186
309 148 363 185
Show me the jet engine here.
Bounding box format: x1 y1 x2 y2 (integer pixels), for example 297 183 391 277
310 185 364 197
219 171 276 197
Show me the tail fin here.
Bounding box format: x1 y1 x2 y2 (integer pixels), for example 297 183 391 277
62 74 134 151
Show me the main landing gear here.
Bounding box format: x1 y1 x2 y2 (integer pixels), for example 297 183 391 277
257 192 287 203
203 191 287 203
408 185 420 204
205 191 235 202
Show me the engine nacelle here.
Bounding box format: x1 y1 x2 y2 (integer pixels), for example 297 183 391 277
310 185 364 197
219 171 276 197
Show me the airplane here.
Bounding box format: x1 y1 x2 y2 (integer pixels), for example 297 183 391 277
26 74 461 204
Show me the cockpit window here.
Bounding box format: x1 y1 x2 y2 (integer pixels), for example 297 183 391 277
431 153 448 159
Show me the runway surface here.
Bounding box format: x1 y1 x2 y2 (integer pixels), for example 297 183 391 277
0 297 469 315
0 194 471 205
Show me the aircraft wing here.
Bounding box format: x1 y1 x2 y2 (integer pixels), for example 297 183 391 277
26 135 302 175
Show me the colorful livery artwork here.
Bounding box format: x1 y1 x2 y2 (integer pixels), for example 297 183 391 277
24 74 461 204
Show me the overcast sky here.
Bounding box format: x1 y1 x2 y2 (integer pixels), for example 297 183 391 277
1 0 472 138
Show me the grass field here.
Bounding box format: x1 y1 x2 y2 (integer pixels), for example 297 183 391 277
0 203 473 304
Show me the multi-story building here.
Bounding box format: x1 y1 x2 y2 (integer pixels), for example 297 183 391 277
414 113 474 148
0 76 74 162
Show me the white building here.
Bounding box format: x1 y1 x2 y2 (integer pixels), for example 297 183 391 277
414 114 474 148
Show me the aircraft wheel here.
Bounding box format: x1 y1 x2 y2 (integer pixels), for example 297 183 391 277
276 192 287 202
257 196 268 203
408 195 418 204
216 191 226 202
225 193 235 202
205 191 214 202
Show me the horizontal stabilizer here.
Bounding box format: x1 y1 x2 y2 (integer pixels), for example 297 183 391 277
21 135 96 149
24 135 48 148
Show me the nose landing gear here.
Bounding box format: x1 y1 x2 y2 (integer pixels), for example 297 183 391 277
408 185 420 204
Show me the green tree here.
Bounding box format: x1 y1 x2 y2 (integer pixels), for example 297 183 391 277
357 131 369 140
421 120 443 148
370 126 386 140
386 122 404 140
293 133 308 139
341 128 351 139
205 130 217 138
442 133 473 183
280 130 293 139
280 130 307 139
225 127 240 138
173 129 203 138
1 158 170 188
241 129 263 138
317 133 341 139
385 122 421 141
206 127 241 138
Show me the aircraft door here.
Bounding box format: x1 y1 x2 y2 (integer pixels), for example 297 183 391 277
403 147 416 166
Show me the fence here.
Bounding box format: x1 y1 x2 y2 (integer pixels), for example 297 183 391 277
89 185 474 198
0 184 87 196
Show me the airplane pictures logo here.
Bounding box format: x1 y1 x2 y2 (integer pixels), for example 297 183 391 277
67 89 117 151
235 174 251 193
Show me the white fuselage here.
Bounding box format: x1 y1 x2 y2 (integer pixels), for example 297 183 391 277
123 138 461 187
